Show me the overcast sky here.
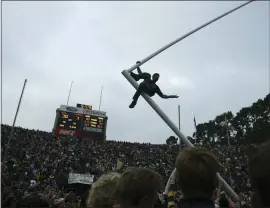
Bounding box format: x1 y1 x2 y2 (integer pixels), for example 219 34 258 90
2 1 269 144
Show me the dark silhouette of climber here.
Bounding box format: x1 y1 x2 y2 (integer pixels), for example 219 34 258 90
129 61 179 108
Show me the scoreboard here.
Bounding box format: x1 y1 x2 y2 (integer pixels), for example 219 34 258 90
58 111 82 130
83 115 104 133
53 104 107 140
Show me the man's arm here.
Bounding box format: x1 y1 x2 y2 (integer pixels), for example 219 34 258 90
156 86 179 99
136 61 142 75
161 95 178 99
135 61 152 80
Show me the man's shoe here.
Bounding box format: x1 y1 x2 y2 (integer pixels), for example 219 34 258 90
129 100 137 108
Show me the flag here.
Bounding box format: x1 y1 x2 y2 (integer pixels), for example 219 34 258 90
193 115 197 143
193 116 197 130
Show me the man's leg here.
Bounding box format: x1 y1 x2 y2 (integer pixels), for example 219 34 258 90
130 72 141 81
130 72 151 82
129 82 150 108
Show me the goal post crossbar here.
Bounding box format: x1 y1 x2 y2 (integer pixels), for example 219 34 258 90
125 0 254 74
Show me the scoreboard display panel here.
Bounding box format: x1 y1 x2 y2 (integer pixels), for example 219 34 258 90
53 105 107 140
83 115 104 133
58 111 82 130
76 103 92 110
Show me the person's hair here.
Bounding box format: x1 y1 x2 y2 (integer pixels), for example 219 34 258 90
87 172 121 208
115 167 162 206
153 73 160 77
248 140 270 207
175 147 220 199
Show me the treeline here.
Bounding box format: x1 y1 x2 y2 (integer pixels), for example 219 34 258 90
166 94 270 145
194 93 270 145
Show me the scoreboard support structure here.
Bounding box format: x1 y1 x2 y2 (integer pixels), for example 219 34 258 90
121 1 255 201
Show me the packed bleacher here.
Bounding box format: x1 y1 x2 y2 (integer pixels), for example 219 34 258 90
1 124 269 208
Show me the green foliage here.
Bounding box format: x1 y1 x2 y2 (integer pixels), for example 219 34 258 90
193 94 270 145
166 136 178 145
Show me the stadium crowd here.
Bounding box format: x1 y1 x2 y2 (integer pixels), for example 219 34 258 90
1 124 269 208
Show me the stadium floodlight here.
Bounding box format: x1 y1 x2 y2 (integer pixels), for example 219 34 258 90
122 1 255 202
4 79 28 161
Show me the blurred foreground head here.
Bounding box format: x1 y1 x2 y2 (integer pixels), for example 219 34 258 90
175 147 220 199
115 167 161 208
248 140 270 208
88 172 121 208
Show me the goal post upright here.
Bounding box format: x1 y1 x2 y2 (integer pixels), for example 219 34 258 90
122 70 238 201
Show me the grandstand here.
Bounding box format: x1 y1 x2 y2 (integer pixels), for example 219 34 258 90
2 93 269 207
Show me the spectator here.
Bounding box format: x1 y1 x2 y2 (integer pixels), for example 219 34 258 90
1 124 260 207
175 147 220 208
216 183 236 208
218 192 230 208
248 140 270 208
87 172 121 208
116 167 161 208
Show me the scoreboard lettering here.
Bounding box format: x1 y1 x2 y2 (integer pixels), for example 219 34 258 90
77 103 92 110
58 111 82 130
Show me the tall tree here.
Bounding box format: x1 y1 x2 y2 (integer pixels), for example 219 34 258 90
194 93 270 145
166 136 178 145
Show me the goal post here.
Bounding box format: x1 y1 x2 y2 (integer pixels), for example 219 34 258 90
121 1 256 201
122 69 238 201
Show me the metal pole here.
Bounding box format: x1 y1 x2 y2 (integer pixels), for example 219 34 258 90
81 109 85 132
98 86 103 111
164 168 177 194
126 0 254 73
122 70 239 201
178 105 181 151
178 105 181 130
193 112 197 145
66 81 73 106
4 79 27 161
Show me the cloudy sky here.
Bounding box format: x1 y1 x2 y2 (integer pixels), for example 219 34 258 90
2 1 269 144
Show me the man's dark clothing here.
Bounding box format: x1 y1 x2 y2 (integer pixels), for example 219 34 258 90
131 72 163 101
177 197 216 208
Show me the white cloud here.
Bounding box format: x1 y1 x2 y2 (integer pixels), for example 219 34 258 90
168 76 195 89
